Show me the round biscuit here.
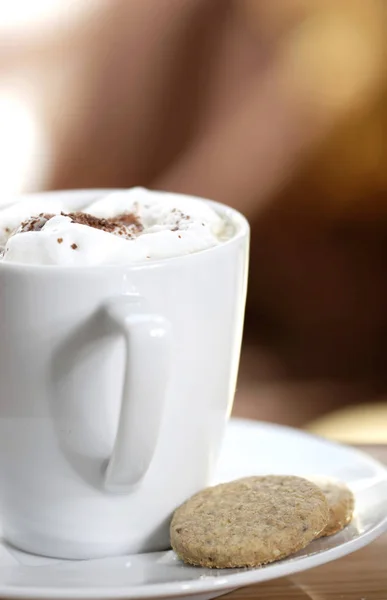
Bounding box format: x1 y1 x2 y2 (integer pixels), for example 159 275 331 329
309 476 355 537
170 475 329 568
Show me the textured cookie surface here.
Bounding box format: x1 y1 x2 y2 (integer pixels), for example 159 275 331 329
170 475 329 568
309 477 355 537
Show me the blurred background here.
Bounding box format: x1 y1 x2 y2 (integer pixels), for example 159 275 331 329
1 0 387 442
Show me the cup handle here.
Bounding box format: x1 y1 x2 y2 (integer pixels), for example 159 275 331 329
103 295 171 493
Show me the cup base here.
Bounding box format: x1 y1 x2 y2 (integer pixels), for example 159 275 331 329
3 527 171 560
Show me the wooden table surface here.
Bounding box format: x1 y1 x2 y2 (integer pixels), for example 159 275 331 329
227 444 387 600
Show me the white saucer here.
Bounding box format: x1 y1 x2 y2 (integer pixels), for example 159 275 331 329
1 418 386 600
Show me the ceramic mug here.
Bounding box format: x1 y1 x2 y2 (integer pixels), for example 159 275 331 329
0 190 249 559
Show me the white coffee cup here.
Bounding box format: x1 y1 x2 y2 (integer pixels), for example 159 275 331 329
0 190 249 559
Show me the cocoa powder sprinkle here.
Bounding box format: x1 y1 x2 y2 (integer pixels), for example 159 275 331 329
17 211 143 240
65 212 143 236
19 213 54 232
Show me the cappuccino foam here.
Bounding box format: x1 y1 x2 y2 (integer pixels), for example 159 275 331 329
0 188 229 266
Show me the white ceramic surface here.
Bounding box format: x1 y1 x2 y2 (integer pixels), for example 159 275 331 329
0 190 249 559
0 418 386 600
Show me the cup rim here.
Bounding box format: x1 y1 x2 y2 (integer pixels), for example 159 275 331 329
0 189 249 273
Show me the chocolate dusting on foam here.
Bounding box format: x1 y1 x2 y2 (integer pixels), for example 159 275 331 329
64 212 143 238
17 211 143 241
20 213 54 232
